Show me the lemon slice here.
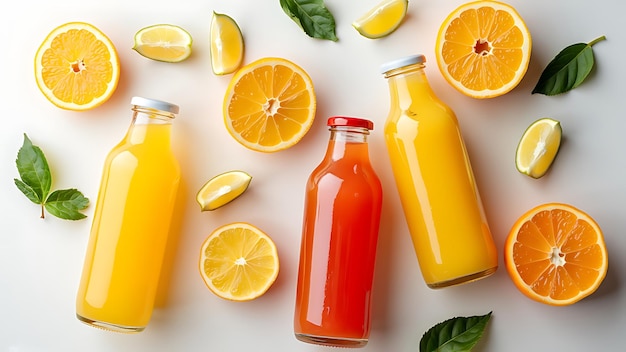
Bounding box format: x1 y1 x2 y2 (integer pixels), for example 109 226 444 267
352 0 408 39
200 222 279 301
133 24 192 62
34 22 120 111
196 171 252 211
210 11 244 75
515 118 562 178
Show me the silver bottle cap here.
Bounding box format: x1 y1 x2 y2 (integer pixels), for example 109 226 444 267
131 96 179 114
380 54 426 74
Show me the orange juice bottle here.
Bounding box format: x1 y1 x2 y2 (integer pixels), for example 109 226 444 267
76 97 181 333
294 116 383 348
381 55 497 288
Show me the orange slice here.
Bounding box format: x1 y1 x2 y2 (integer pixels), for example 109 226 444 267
435 0 531 98
223 57 316 153
504 203 608 306
34 22 120 110
200 222 280 301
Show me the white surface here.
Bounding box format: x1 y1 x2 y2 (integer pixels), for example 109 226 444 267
1 0 624 351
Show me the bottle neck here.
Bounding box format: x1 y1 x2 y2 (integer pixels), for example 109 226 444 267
132 106 176 125
384 63 436 108
126 106 176 145
326 126 370 161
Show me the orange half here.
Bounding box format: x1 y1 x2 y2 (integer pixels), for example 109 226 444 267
504 203 608 306
435 0 531 98
223 57 316 153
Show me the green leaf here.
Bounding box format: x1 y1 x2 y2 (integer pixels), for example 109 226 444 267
14 133 89 220
44 189 89 221
420 312 492 352
14 178 41 204
532 36 606 96
15 133 51 203
280 0 338 41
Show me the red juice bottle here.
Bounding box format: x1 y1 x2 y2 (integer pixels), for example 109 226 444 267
294 116 383 348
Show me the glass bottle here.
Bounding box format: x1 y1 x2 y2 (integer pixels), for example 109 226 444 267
381 54 498 288
76 97 181 333
294 116 383 348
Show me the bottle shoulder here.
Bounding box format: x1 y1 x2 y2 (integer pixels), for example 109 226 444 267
384 101 459 127
308 160 381 185
105 143 179 170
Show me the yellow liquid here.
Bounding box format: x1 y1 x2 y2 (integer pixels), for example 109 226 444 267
384 68 497 288
76 122 180 332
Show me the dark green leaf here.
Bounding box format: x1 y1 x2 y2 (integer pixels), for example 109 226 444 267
532 36 606 96
44 189 90 220
420 312 492 352
280 0 338 41
15 133 51 203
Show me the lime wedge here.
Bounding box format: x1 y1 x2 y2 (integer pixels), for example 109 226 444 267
210 12 244 75
515 118 562 178
196 171 252 211
352 0 408 39
133 24 192 63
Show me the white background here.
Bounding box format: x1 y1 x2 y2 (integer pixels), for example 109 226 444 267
1 0 624 351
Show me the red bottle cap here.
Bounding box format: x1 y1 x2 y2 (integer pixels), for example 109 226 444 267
327 116 374 130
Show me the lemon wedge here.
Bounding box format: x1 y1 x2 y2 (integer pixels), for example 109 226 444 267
196 171 252 211
133 24 192 62
210 11 244 75
515 118 562 178
199 222 279 301
352 0 408 39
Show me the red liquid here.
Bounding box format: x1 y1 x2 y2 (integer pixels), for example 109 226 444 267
294 139 382 346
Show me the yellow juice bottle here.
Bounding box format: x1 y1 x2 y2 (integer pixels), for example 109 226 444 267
76 97 181 332
380 55 497 288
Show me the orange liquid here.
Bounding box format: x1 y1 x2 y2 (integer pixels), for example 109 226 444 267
76 122 180 332
294 138 382 347
384 67 497 288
